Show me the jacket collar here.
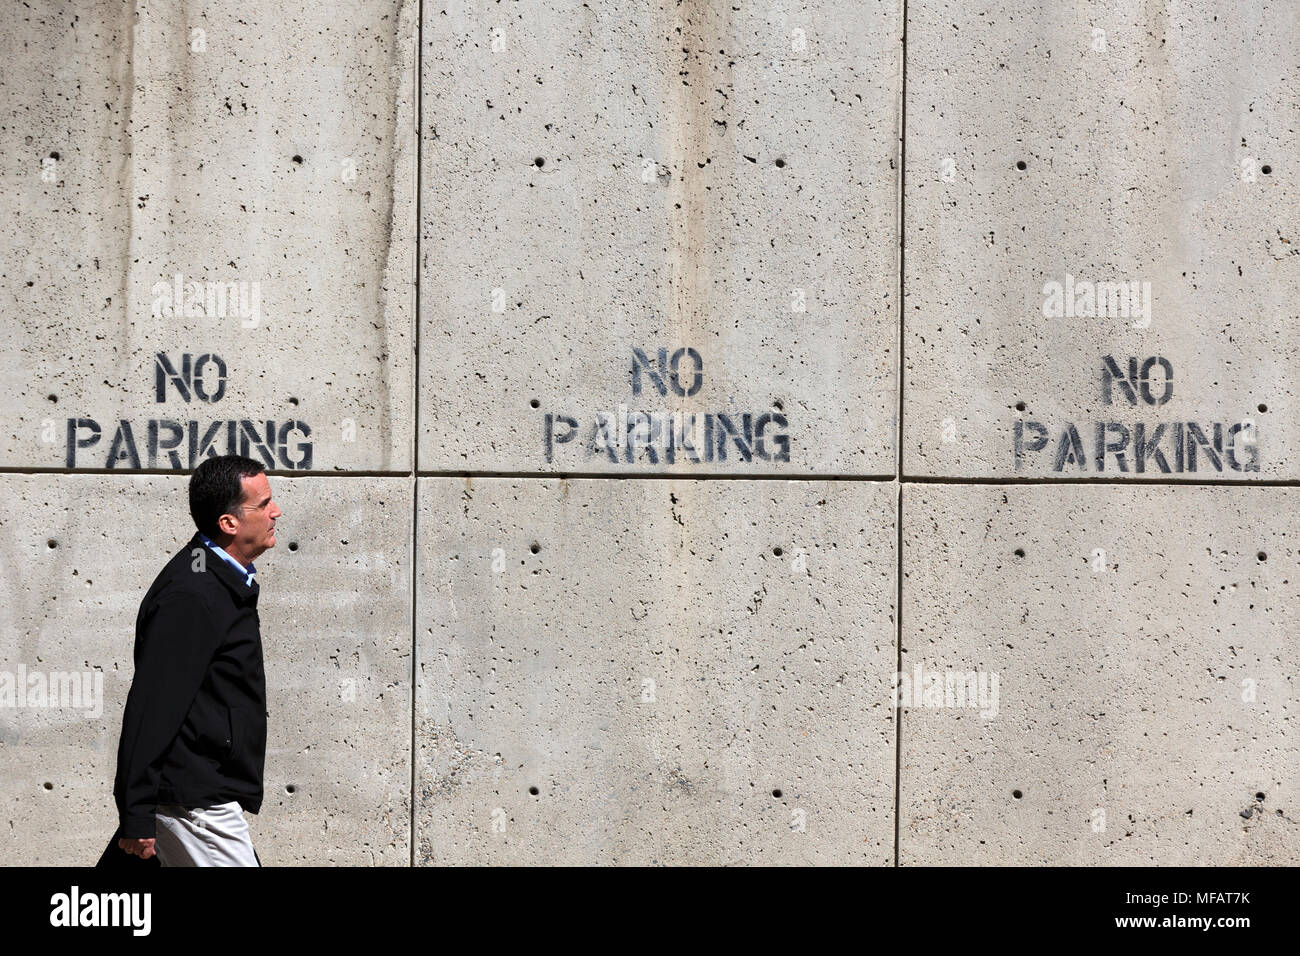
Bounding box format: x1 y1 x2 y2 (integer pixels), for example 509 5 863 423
187 532 259 604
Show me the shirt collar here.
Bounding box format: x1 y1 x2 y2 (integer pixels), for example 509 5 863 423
199 532 257 585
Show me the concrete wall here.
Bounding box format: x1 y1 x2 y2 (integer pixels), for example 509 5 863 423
0 0 1294 865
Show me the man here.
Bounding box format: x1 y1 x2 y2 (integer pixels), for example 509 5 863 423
111 454 281 866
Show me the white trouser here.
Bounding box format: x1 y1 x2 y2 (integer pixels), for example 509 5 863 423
154 801 261 867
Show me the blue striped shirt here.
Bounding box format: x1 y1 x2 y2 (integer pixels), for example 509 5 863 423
199 533 257 587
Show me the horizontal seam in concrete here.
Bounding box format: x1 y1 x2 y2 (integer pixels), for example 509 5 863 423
896 475 1298 487
0 467 417 478
6 467 1297 487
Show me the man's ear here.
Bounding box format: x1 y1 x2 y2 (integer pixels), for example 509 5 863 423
217 512 238 536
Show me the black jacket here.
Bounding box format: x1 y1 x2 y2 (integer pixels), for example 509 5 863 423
113 531 267 840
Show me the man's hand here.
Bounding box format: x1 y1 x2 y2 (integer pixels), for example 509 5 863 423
118 837 157 860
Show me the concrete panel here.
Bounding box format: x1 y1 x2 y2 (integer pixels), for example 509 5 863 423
0 474 411 865
903 1 1300 478
415 477 896 863
0 0 415 472
419 1 901 475
900 484 1298 864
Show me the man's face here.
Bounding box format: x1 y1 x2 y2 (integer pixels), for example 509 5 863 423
220 472 281 561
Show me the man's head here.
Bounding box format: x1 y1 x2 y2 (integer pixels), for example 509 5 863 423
188 455 282 565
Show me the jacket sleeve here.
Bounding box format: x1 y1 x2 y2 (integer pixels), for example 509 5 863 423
113 587 223 839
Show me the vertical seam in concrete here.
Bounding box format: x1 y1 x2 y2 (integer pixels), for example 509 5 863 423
893 0 908 869
119 4 139 369
896 0 907 487
410 0 424 869
894 483 903 867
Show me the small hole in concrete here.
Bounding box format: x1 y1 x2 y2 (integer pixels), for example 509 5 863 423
44 782 54 790
773 400 783 411
49 151 60 161
529 398 540 408
529 785 539 795
1258 403 1267 413
534 157 545 168
1016 160 1027 171
1257 551 1266 562
774 158 786 168
288 542 298 552
47 539 57 549
1012 789 1023 799
1256 791 1265 801
286 784 296 794
292 155 303 164
772 788 783 798
773 547 784 557
47 394 58 403
288 396 299 406
530 542 540 554
1015 401 1026 411
1261 165 1272 175
1014 548 1025 558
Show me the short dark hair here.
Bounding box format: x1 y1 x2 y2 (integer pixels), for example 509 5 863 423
189 455 266 539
